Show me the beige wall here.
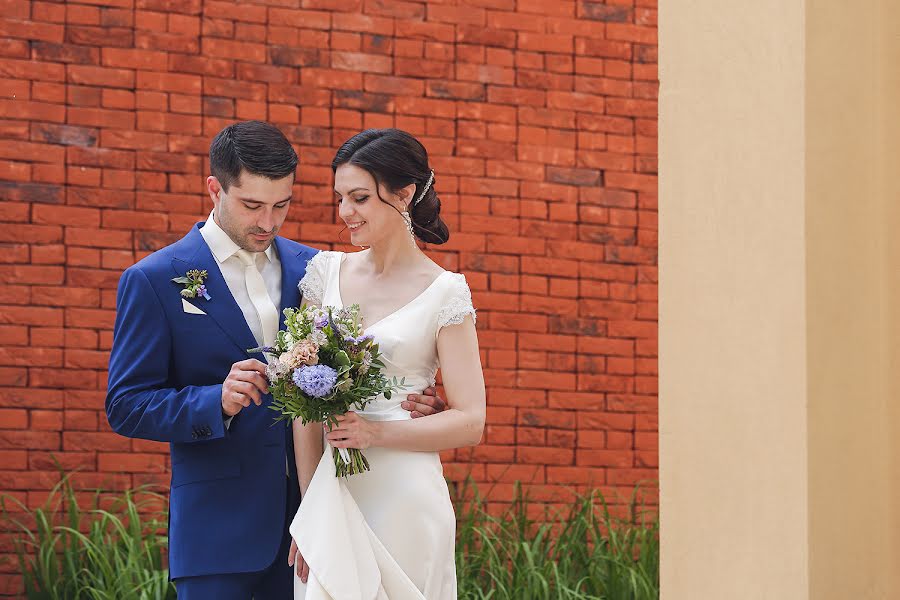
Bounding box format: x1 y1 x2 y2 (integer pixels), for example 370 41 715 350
805 3 900 597
660 1 900 598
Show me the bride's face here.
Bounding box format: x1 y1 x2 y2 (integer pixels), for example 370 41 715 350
334 163 413 247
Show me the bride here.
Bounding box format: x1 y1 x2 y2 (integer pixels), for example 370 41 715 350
288 129 486 599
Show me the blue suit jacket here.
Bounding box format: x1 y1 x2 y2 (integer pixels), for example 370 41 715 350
105 223 319 579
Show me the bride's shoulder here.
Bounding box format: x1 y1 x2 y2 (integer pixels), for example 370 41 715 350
311 249 342 263
435 270 476 327
441 270 469 289
306 249 344 272
299 250 342 304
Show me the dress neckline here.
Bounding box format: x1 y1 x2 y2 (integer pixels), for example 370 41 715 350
335 252 449 331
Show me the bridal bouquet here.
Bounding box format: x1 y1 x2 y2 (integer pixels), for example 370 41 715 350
253 304 402 477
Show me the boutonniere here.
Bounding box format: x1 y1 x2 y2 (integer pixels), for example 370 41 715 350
172 269 211 301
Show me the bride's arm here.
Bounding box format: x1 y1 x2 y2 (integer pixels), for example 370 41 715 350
289 417 321 582
326 315 485 453
293 419 323 496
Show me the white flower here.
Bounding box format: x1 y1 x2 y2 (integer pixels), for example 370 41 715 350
281 331 297 351
266 356 291 382
358 351 372 375
312 329 328 346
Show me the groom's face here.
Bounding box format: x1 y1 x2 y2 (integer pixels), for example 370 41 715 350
207 171 294 253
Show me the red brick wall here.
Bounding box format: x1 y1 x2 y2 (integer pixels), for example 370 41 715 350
0 0 657 594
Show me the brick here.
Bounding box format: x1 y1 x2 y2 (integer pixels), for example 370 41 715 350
136 151 202 174
31 410 64 430
66 24 133 47
518 32 573 53
99 452 167 473
31 123 98 147
0 431 60 450
67 146 135 170
334 90 393 113
269 46 327 68
516 446 573 465
577 449 634 468
0 265 64 285
28 290 94 314
331 51 392 74
546 166 603 187
0 17 64 43
0 409 27 429
203 38 266 63
0 182 64 205
32 204 101 228
32 41 99 64
67 64 134 88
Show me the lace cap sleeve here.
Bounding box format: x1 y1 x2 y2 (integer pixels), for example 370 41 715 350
298 251 333 306
437 272 476 330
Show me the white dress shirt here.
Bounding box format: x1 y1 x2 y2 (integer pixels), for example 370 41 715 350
199 211 282 348
201 211 283 434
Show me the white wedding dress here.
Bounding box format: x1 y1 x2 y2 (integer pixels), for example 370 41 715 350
291 251 476 600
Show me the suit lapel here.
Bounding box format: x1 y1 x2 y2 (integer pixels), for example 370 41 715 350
274 236 307 330
172 225 259 355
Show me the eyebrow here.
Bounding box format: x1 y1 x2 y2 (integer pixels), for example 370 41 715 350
334 187 370 195
237 196 292 205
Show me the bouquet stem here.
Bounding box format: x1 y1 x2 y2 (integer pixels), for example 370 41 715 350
333 447 370 477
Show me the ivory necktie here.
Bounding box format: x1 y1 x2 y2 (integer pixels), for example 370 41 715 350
236 249 279 348
235 250 288 475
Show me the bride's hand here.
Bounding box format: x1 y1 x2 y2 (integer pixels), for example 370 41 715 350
325 412 379 450
288 537 309 583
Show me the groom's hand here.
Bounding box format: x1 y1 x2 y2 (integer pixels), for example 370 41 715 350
221 359 269 417
402 386 447 418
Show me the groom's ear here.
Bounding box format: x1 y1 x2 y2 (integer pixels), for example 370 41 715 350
207 176 223 207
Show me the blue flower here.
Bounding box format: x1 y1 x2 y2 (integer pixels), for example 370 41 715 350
314 314 329 329
293 364 338 398
344 334 374 346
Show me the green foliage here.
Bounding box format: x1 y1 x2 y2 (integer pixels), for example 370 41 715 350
3 474 659 600
1 475 175 600
455 482 659 600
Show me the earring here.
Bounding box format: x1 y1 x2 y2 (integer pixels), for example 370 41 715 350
401 210 414 236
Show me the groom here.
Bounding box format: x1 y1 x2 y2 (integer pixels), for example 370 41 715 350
105 120 447 598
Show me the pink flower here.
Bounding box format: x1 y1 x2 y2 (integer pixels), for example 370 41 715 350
283 339 319 369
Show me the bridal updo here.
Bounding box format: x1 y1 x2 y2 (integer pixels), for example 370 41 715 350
331 129 450 245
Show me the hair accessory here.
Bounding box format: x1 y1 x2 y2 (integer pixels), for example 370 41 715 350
412 170 434 207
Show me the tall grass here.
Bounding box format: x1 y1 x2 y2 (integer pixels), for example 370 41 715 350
455 482 659 600
4 475 658 599
1 475 175 600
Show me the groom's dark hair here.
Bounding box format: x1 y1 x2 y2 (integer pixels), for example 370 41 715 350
209 120 298 191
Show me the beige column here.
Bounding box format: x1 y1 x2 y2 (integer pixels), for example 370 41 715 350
660 1 900 598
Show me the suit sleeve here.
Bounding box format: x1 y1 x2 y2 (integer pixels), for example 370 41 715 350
105 266 226 443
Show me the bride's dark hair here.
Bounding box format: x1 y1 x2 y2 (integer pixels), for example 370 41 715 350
331 129 450 245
